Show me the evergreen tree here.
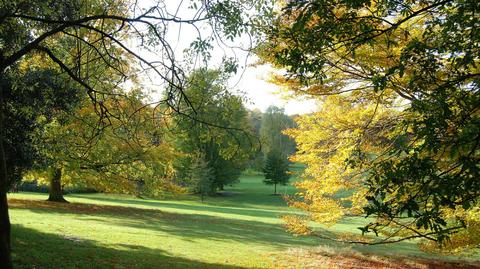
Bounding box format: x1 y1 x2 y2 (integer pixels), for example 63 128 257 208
189 154 214 202
263 151 290 195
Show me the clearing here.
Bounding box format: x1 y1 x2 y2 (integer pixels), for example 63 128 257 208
8 175 480 269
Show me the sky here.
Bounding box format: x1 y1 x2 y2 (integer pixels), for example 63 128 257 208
231 64 318 115
136 0 318 115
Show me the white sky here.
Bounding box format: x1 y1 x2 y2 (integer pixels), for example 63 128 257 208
231 64 318 115
136 0 318 115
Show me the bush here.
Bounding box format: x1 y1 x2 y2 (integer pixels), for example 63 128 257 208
16 181 97 194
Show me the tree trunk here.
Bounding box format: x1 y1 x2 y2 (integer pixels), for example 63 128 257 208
135 180 144 199
47 167 68 203
274 183 277 195
0 72 13 268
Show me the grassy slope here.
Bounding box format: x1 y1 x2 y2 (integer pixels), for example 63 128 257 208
8 175 479 269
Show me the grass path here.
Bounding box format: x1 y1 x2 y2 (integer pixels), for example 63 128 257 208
8 175 480 268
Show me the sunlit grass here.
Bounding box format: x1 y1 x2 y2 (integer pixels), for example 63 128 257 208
8 175 479 269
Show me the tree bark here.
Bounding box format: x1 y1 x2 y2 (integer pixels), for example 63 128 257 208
274 183 277 195
0 71 13 268
47 167 68 203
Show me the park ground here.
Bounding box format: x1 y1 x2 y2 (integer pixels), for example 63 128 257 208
7 174 480 269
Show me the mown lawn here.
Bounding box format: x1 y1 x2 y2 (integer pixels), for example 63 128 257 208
8 175 480 269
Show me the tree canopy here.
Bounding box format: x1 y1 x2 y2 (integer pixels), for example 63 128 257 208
0 1 273 266
29 91 179 199
1 0 479 265
171 68 254 193
258 0 480 251
260 106 296 158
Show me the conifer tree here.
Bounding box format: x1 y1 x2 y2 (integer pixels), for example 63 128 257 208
263 151 290 195
189 154 214 201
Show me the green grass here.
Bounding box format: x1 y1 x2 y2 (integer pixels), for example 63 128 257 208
7 175 479 268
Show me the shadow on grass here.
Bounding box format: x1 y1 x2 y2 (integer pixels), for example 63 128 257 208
11 197 450 260
59 196 428 257
10 198 435 259
307 226 424 258
69 194 294 221
9 199 317 249
12 224 256 269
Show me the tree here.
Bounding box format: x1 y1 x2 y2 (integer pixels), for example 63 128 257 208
29 92 179 201
0 64 81 266
46 166 66 202
0 1 273 265
258 0 480 250
189 153 215 201
171 68 254 193
246 109 264 171
3 66 81 192
263 150 290 195
283 95 399 226
260 106 296 158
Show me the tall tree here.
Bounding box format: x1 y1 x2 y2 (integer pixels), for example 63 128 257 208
258 0 480 250
172 68 254 192
260 106 296 158
3 66 81 191
0 64 81 264
30 92 178 201
0 1 273 265
246 109 264 171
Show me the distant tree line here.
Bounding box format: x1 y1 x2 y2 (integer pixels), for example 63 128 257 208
247 106 296 170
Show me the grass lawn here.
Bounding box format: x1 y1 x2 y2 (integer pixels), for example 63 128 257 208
8 175 480 269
